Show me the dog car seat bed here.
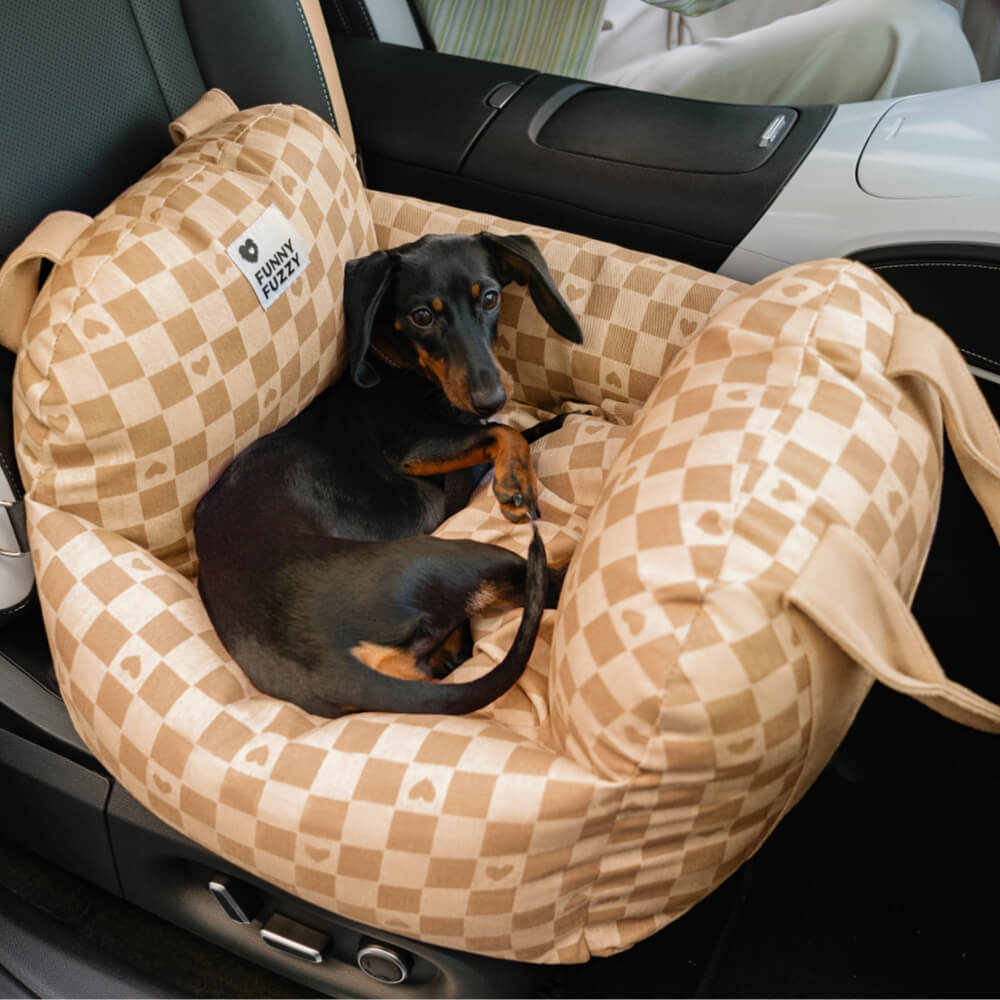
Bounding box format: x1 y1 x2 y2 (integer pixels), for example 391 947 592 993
6 97 999 964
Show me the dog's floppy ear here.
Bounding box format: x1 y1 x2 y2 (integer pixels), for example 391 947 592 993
343 250 396 387
478 232 583 344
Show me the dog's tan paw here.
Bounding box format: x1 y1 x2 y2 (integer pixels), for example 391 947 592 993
494 463 539 522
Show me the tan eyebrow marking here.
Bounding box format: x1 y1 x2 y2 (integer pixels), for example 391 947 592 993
471 283 480 297
432 298 444 312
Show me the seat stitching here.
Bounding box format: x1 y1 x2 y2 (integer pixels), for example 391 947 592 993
293 0 338 130
873 261 1000 274
352 0 378 38
327 0 351 33
872 261 1000 368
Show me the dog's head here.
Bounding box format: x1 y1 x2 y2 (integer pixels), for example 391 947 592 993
343 233 583 417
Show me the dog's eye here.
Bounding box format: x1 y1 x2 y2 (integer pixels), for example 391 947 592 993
409 307 434 328
481 289 500 310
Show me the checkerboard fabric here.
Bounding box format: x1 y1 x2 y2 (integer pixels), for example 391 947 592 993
15 108 949 962
14 103 375 577
368 190 743 422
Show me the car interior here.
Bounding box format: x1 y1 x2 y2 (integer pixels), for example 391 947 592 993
1 1 998 997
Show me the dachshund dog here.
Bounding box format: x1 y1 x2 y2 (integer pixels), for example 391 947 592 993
195 232 582 717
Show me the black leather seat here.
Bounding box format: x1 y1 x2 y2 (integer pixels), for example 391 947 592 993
0 1 357 265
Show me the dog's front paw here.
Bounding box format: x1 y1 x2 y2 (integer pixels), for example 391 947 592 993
494 461 539 522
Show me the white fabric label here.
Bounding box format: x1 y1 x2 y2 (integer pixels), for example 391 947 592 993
226 205 311 310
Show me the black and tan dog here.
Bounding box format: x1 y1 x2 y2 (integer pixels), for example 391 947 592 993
195 233 582 717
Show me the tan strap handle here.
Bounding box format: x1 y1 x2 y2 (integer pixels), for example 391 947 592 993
888 313 1000 543
168 88 239 146
299 0 357 159
0 211 92 353
786 312 1000 733
787 525 1000 732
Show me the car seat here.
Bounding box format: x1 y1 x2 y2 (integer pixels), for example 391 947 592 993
2 3 998 999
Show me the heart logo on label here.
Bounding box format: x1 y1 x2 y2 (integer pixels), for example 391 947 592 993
238 238 259 263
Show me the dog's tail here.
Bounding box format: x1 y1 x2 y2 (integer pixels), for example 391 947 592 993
349 524 549 716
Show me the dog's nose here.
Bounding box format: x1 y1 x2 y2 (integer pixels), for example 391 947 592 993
470 379 506 417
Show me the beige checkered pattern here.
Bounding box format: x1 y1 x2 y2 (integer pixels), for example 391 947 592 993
368 190 744 421
15 105 376 576
18 115 946 963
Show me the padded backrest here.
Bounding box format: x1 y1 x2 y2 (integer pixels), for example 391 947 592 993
14 105 376 577
0 0 349 266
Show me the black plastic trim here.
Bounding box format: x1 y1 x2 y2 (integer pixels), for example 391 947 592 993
466 73 833 254
332 36 833 269
0 961 33 999
0 639 95 771
332 35 535 174
535 86 798 174
107 786 550 998
0 729 118 896
0 883 178 1000
358 156 734 270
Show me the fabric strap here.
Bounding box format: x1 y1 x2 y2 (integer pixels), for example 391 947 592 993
786 313 1000 733
299 0 357 159
168 88 239 145
0 210 92 353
